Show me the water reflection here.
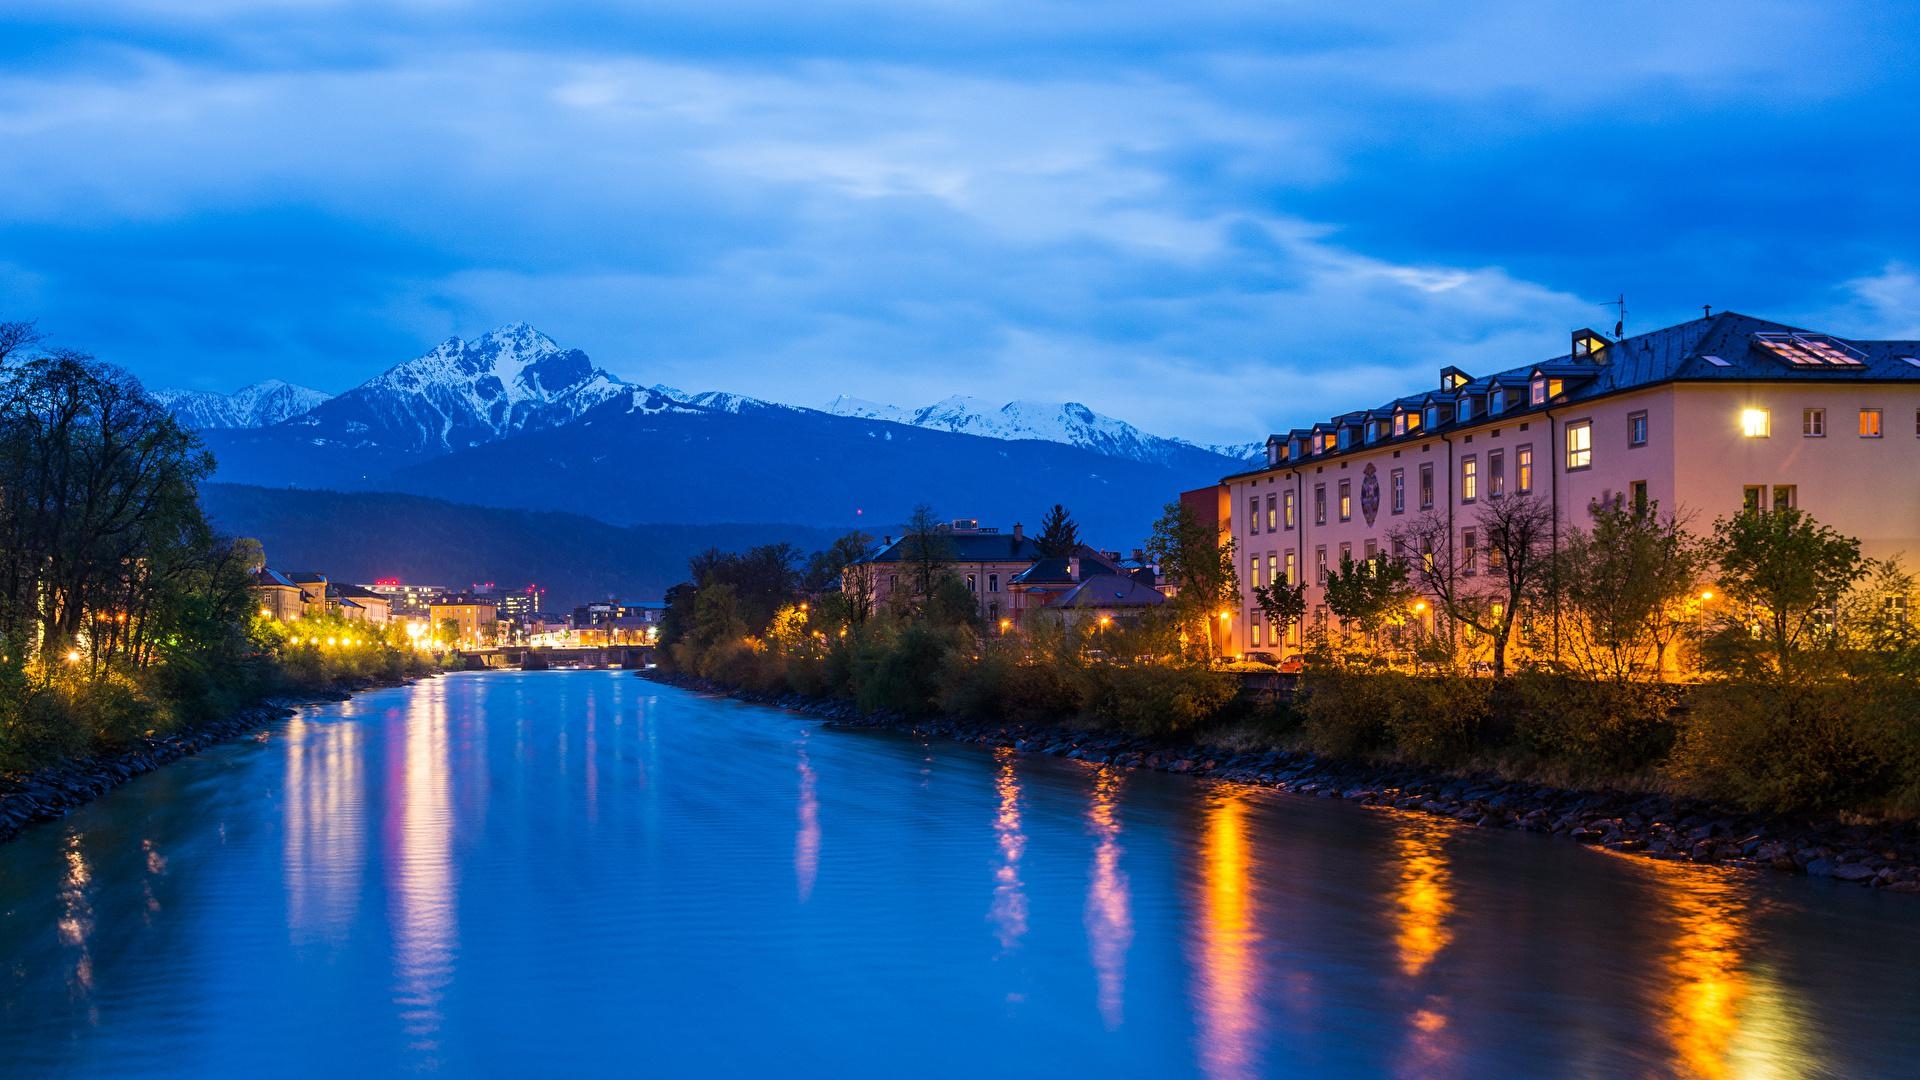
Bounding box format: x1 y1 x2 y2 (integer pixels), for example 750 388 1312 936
989 747 1028 953
1387 814 1459 1078
284 713 365 944
57 828 96 1019
1656 869 1818 1079
1084 766 1132 1031
1191 789 1261 1079
796 738 819 902
388 686 458 1060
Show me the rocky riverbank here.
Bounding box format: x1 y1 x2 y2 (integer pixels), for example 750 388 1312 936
0 675 415 845
645 670 1920 893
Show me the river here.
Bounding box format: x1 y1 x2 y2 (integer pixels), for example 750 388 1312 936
2 671 1917 1077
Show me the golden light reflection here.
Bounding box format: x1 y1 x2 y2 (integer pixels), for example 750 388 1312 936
1084 766 1133 1031
389 684 457 1061
285 712 366 944
796 740 820 903
57 828 96 1015
990 747 1028 953
1192 789 1261 1079
1391 815 1455 979
1656 869 1817 1079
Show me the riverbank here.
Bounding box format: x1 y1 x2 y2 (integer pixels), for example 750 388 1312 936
0 673 423 844
644 670 1920 892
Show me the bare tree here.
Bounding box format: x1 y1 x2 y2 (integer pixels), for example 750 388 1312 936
1391 493 1555 677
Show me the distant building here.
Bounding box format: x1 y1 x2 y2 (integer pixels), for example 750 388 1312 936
848 519 1148 631
1044 573 1167 630
285 572 332 618
252 567 305 621
428 595 498 646
364 579 450 618
329 583 392 625
571 601 666 644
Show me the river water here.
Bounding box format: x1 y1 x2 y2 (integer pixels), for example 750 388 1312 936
1 672 1916 1077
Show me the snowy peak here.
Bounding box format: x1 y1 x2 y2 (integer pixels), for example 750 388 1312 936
824 393 1260 467
152 380 332 429
294 324 629 452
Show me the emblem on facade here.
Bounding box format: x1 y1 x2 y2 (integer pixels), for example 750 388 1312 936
1360 463 1381 526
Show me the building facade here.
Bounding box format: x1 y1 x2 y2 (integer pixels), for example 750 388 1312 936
1217 313 1920 658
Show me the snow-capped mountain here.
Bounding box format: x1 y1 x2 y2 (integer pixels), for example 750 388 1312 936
825 394 1262 466
287 323 629 452
152 380 331 429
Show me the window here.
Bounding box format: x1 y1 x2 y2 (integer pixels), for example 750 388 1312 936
988 601 1000 624
1860 407 1883 438
1462 529 1477 575
1419 463 1434 509
1315 546 1328 584
989 574 999 593
1394 412 1407 437
1489 450 1505 498
1457 398 1472 422
889 574 898 592
1266 553 1276 588
1804 408 1826 437
1250 554 1262 588
1490 387 1506 413
1284 551 1296 587
1743 486 1764 513
1283 491 1296 529
1314 484 1327 525
1265 494 1277 531
1461 455 1478 503
1773 485 1796 512
1364 539 1378 561
1741 408 1770 438
1517 446 1534 493
1337 427 1352 450
1251 618 1262 648
1338 480 1352 521
965 573 977 592
1423 405 1440 429
1628 410 1648 447
1531 377 1547 405
1630 480 1648 509
1566 420 1593 470
1390 468 1406 514
1887 594 1910 626
1339 542 1352 569
1248 497 1260 535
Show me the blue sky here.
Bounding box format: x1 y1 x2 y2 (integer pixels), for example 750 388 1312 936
3 1 1918 444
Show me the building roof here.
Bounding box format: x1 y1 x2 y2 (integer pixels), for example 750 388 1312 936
1233 312 1920 480
1053 574 1168 609
253 567 298 589
863 531 1043 564
331 583 390 602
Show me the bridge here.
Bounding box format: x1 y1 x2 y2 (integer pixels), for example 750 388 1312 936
456 644 656 671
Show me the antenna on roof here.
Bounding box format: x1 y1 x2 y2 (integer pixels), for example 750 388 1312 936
1601 294 1626 338
1702 304 1712 318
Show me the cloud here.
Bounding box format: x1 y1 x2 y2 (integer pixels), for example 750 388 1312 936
0 3 1915 443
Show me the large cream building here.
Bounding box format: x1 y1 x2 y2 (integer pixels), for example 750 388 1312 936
1218 312 1920 657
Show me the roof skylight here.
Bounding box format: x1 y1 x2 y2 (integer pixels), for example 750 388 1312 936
1751 332 1866 367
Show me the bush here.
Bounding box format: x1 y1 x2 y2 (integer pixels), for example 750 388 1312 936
1297 670 1489 763
1077 663 1238 737
1669 679 1908 813
1499 671 1678 778
855 623 958 715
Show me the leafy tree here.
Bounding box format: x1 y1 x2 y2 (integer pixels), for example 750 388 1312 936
1145 500 1240 659
1322 552 1416 641
1391 492 1554 677
897 504 959 619
1706 507 1869 679
1035 504 1080 557
805 531 877 626
1251 576 1306 649
1557 492 1707 681
688 543 802 633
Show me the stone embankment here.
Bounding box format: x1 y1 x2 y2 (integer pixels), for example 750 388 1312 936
1 676 408 845
647 672 1920 893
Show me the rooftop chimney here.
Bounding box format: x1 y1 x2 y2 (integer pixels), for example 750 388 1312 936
1012 522 1024 541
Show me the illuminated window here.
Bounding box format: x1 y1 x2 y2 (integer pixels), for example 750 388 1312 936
1803 408 1825 437
1517 446 1534 493
1406 410 1422 433
1628 411 1648 447
1860 407 1883 438
1740 408 1770 438
1752 331 1865 367
1531 377 1547 405
1284 551 1296 586
1394 412 1407 436
1338 480 1351 521
1488 450 1505 498
1283 490 1296 529
1419 463 1434 509
1461 455 1478 503
1566 420 1593 470
1251 553 1262 587
966 573 977 592
1266 553 1276 587
1390 468 1405 514
1248 497 1260 535
1266 494 1277 531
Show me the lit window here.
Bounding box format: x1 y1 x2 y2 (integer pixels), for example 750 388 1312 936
1284 551 1296 586
1265 495 1277 531
1628 411 1648 447
1860 408 1883 438
1338 480 1351 521
1531 377 1546 405
1266 553 1276 587
1394 412 1407 436
1566 420 1593 470
1283 491 1296 529
1803 408 1825 437
1740 408 1770 438
1461 456 1478 503
1248 497 1260 535
1517 446 1534 493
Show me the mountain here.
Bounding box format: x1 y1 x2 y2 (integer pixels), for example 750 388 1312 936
152 380 331 429
825 393 1262 466
197 483 842 609
283 322 628 453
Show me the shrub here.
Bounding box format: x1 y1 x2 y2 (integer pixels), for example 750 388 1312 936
1499 670 1678 778
1297 670 1490 763
1669 679 1906 813
1077 663 1237 737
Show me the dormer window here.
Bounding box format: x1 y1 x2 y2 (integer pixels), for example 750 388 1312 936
1337 428 1352 450
1457 398 1472 423
1406 410 1422 433
1364 422 1379 445
1530 376 1546 405
1393 412 1407 436
1423 405 1440 429
1490 387 1506 413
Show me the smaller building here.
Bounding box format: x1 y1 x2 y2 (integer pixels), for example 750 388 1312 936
570 601 667 644
429 595 499 646
1046 573 1167 629
364 580 450 618
285 572 332 619
330 583 392 625
252 567 305 621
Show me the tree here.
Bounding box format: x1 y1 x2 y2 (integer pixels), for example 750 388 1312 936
806 531 877 627
1251 576 1306 649
897 504 958 619
688 543 802 633
1557 492 1707 681
1708 507 1869 679
1322 552 1416 645
1145 501 1240 660
1391 492 1555 677
1035 504 1080 557
0 320 41 369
